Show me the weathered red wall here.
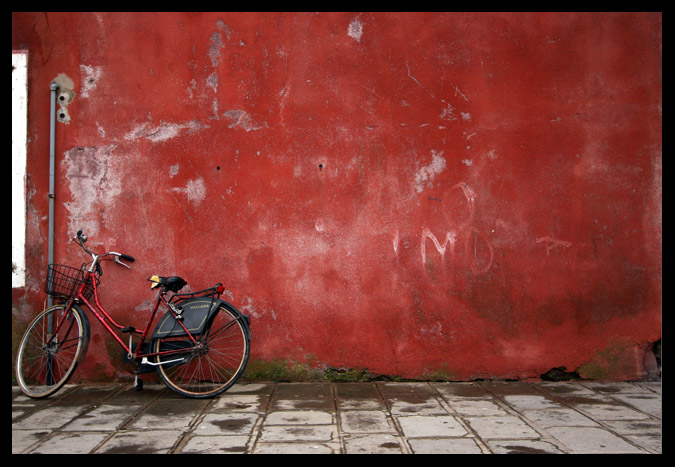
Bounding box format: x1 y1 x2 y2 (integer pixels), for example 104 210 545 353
13 12 661 382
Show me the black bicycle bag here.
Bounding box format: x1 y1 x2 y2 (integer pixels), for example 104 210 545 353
151 297 220 339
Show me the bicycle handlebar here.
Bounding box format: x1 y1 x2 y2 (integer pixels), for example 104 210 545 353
118 253 136 262
72 229 135 270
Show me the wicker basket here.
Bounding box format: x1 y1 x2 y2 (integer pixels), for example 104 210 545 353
44 264 97 300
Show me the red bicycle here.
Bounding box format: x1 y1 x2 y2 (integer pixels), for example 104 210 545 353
15 230 251 399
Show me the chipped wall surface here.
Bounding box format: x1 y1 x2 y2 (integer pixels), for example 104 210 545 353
12 12 661 381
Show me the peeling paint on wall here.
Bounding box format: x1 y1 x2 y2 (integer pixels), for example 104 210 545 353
124 120 209 142
414 150 447 193
223 110 266 131
171 177 207 207
63 145 122 237
348 17 363 42
208 20 228 66
80 65 102 98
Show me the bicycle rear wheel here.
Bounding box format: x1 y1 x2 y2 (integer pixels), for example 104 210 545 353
15 304 90 399
154 305 250 398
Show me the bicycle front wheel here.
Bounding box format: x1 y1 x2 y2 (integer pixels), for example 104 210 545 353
15 304 90 399
155 305 250 399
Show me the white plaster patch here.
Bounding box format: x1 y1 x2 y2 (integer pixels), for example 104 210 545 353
172 177 206 206
223 110 266 132
208 30 225 67
63 145 122 237
206 72 218 93
80 65 102 98
414 150 447 193
125 120 208 143
348 18 363 42
439 101 456 121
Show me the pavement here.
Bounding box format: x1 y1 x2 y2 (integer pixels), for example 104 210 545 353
12 380 661 454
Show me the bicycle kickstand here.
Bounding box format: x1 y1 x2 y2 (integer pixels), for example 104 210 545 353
134 375 144 391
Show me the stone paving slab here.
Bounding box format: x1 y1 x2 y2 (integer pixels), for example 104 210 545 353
397 415 468 438
343 433 405 454
487 439 566 454
520 407 599 428
13 405 88 430
573 401 651 421
340 410 392 433
12 380 661 454
62 404 144 431
447 398 508 416
266 410 333 425
181 434 250 454
611 393 662 418
195 412 260 435
465 414 542 439
96 430 184 454
408 437 483 454
209 394 268 413
29 431 112 454
546 426 646 454
379 382 449 415
258 424 337 442
254 441 340 454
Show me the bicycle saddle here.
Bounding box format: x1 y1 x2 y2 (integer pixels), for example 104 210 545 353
148 275 187 292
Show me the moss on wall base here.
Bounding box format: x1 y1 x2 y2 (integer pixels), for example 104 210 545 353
576 340 658 381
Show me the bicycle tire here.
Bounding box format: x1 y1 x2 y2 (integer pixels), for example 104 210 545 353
154 305 250 399
15 304 90 399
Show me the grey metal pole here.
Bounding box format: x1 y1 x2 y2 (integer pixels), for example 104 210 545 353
48 82 59 310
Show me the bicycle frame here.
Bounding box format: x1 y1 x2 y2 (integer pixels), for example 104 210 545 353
53 269 201 364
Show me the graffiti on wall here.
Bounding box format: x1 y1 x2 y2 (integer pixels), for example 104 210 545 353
419 181 494 275
391 181 495 278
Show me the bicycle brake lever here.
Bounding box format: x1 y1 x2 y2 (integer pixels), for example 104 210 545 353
113 255 131 269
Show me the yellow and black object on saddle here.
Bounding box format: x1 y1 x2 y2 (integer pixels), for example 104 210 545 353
148 275 187 293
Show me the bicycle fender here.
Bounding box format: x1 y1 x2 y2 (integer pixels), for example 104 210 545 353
151 297 219 339
151 297 251 340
